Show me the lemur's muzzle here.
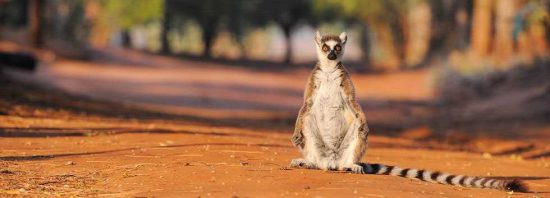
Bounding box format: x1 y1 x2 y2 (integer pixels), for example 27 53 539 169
327 51 337 60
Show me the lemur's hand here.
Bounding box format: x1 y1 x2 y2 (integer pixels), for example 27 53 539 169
291 130 304 148
355 112 366 122
356 112 368 137
305 99 313 108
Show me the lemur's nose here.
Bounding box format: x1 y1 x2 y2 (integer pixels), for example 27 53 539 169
327 51 337 60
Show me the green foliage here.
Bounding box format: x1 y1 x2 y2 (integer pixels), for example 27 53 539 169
168 0 240 26
100 0 163 30
166 0 255 56
314 0 422 23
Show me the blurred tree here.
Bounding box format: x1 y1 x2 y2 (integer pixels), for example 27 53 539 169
402 0 433 67
62 0 87 43
254 0 314 64
546 2 550 47
383 1 407 68
492 0 517 68
100 0 163 48
87 0 110 47
29 0 45 48
316 0 418 70
226 1 258 59
471 0 493 57
169 0 241 57
428 0 473 55
513 0 549 63
160 0 174 54
544 1 550 47
0 0 28 27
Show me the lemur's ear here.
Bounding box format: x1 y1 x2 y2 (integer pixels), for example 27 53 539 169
315 31 322 45
339 32 347 44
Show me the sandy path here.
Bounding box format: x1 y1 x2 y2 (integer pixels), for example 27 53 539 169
1 47 549 197
1 115 549 197
12 48 433 120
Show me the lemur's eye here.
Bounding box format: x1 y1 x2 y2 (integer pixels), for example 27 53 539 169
335 45 341 51
322 45 329 52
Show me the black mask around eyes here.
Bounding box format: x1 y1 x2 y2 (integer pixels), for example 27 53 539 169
327 51 337 60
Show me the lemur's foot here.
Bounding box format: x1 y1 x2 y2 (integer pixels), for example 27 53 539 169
342 164 365 174
290 158 316 169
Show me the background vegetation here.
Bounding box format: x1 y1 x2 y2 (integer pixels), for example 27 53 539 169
1 0 549 101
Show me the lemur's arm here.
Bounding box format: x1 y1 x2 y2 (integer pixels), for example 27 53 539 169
291 70 317 149
340 68 369 138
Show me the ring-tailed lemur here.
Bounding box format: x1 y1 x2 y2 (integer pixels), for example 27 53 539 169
289 31 527 192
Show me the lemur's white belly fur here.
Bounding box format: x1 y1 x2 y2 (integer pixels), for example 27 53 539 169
309 69 355 150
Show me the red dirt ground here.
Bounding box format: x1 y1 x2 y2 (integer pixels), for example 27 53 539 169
1 43 549 197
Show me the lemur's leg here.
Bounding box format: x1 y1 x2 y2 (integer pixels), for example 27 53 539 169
338 118 368 173
299 114 333 170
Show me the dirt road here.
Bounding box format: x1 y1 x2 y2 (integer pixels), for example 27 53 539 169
1 115 549 197
1 46 549 197
14 48 433 120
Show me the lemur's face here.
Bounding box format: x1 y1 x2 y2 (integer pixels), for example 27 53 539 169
315 31 347 61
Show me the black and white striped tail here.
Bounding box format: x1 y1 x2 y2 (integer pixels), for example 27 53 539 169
360 163 528 192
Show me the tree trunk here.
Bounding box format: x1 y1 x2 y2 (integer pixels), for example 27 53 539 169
121 30 132 48
202 25 215 57
405 1 432 67
160 1 172 54
391 17 406 69
359 24 371 65
455 0 473 50
385 2 406 68
64 2 85 43
546 3 550 48
282 25 292 64
545 13 550 48
427 0 473 54
471 0 494 57
492 0 516 68
428 0 457 54
237 40 247 60
29 0 44 48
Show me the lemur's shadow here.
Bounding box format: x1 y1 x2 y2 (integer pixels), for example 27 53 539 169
485 176 549 181
0 142 292 161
